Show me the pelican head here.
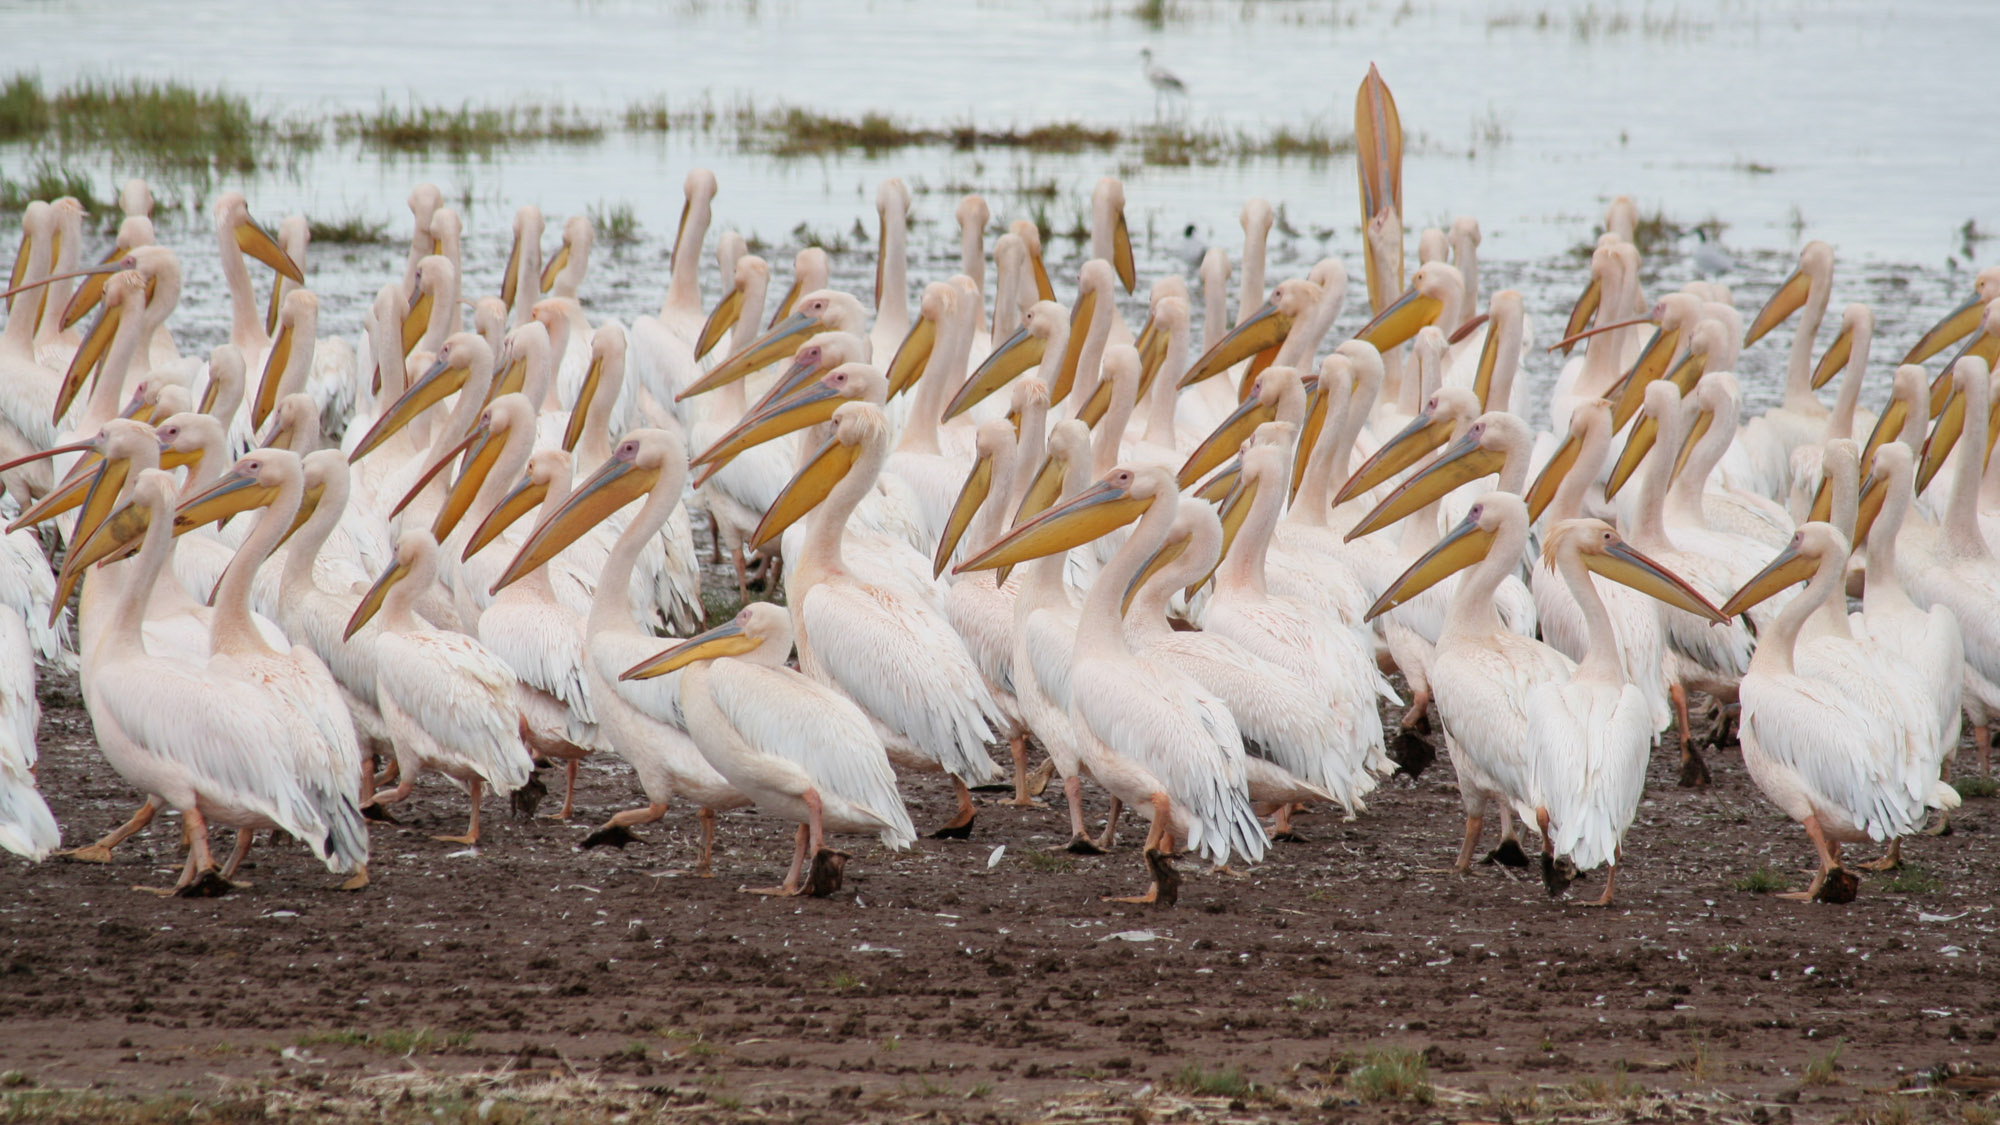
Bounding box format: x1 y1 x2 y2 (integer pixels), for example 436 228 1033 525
957 462 1172 575
883 281 954 398
4 417 162 562
1346 410 1531 541
465 446 571 560
693 362 886 475
1366 490 1524 621
216 191 304 284
1719 522 1847 619
540 214 591 295
402 254 457 358
565 323 627 453
1605 292 1704 429
1524 398 1613 522
1607 379 1687 499
1091 177 1135 294
347 529 439 640
1541 518 1726 622
682 289 865 400
624 602 793 682
493 428 688 595
696 252 771 363
1903 266 2000 366
254 287 319 429
1810 303 1872 392
1010 218 1055 303
947 299 1065 421
1335 384 1479 505
1181 277 1321 389
1352 262 1458 356
500 204 544 311
1745 239 1834 348
172 446 303 541
1179 363 1304 489
348 330 492 463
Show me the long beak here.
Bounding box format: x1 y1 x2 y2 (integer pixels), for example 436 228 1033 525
933 448 996 578
1178 391 1274 489
1718 539 1816 618
1468 318 1504 410
1585 538 1728 623
956 477 1151 574
1133 316 1172 404
1917 382 1967 493
1212 472 1258 569
1673 404 1714 481
236 216 305 283
118 386 155 423
493 448 658 594
1 438 106 532
489 347 528 403
1026 238 1055 302
345 558 413 639
1122 535 1189 616
1334 408 1453 505
680 311 817 400
273 481 323 555
1195 458 1240 502
1355 62 1403 313
1345 431 1502 541
428 420 508 541
1853 468 1890 546
692 374 845 470
1743 267 1809 347
623 618 761 681
1664 346 1708 397
1050 289 1097 406
389 423 481 521
464 470 547 560
945 325 1043 421
538 240 570 294
563 353 605 453
0 258 124 304
1860 396 1907 474
499 227 524 310
695 284 746 362
1558 276 1601 356
4 228 24 308
1810 321 1855 391
58 252 131 329
52 499 154 618
883 314 937 399
348 356 468 463
1290 381 1328 501
767 275 802 328
1605 412 1659 499
1365 510 1492 621
1543 313 1654 354
1607 326 1684 430
1353 282 1441 354
55 297 124 423
173 467 277 536
264 270 284 338
749 433 861 551
252 318 296 429
1930 329 2000 417
998 448 1069 585
1181 299 1288 388
1111 205 1136 294
65 447 131 550
1903 293 1985 365
1523 430 1580 523
401 287 434 357
1075 368 1118 429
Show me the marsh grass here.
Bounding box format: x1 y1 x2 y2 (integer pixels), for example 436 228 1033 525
1 73 267 170
0 160 98 212
1344 1048 1433 1104
297 1027 473 1055
1952 776 1997 799
1171 1063 1250 1098
1803 1040 1844 1086
308 211 390 245
1883 865 1942 895
589 200 641 247
340 100 603 154
1732 866 1789 893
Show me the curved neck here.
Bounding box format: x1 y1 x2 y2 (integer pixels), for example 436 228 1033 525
1217 468 1284 595
1548 425 1610 524
1862 477 1918 617
219 225 267 353
213 473 302 655
78 300 148 431
1202 264 1229 353
1749 551 1844 678
1237 228 1268 325
1558 546 1620 683
1129 523 1217 634
898 317 956 457
1825 330 1870 440
959 225 985 316
1578 272 1632 397
875 210 909 340
1143 319 1188 447
663 195 711 315
800 435 891 579
1075 493 1177 659
1064 296 1115 421
509 231 542 329
283 478 346 593
1941 378 1992 558
591 478 676 632
968 442 1019 554
1290 388 1349 524
109 494 176 649
1091 380 1137 475
1443 516 1527 641
1486 313 1523 414
1783 278 1832 411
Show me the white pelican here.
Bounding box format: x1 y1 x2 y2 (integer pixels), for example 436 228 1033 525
492 429 749 867
399 184 442 294
1089 178 1138 304
689 252 787 596
1368 492 1726 872
622 603 916 896
1735 241 1837 499
1671 372 1795 549
346 530 534 845
1549 242 1641 435
212 193 305 376
1721 522 1960 902
873 180 912 355
747 400 1004 835
960 461 1267 903
953 195 992 359
501 204 545 329
1786 303 1878 521
628 169 717 423
0 603 57 860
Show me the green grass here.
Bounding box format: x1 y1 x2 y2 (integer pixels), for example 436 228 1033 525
1802 1040 1844 1086
296 1027 472 1055
1883 865 1942 895
308 210 389 244
1284 992 1332 1011
1171 1064 1250 1098
338 100 602 154
1732 866 1789 894
1021 851 1075 874
1569 1064 1642 1104
588 200 640 247
1345 1048 1433 1104
0 160 98 212
1952 776 1997 799
1 73 266 170
827 971 865 992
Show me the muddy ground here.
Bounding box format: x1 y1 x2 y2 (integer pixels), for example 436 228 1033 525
2 652 1995 1125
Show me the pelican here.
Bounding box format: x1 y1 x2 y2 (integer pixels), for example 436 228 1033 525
623 603 916 896
1368 492 1726 872
961 461 1267 903
688 252 788 596
501 204 545 329
346 530 534 845
492 429 750 867
1672 372 1795 549
1721 521 1960 902
213 193 306 376
628 169 717 422
747 400 1005 835
1786 303 1878 521
0 602 57 860
1735 241 1837 499
1549 242 1641 435
873 180 912 358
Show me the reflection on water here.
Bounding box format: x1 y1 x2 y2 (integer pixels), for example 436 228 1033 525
1 1 1991 423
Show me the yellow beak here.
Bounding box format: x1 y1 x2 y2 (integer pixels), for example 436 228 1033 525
464 469 548 561
55 296 124 423
1468 319 1505 410
680 310 819 400
54 252 132 330
347 355 469 463
749 432 862 552
1558 276 1601 357
563 353 605 453
1583 536 1728 623
345 558 413 640
538 240 570 295
692 372 847 470
1523 430 1580 523
1673 405 1714 482
1853 468 1890 547
945 324 1043 421
1664 346 1708 398
1859 396 1907 475
1607 326 1684 430
52 497 155 618
1902 293 1986 365
428 420 509 542
493 445 658 594
1345 431 1503 541
1718 537 1817 618
998 448 1069 585
1605 411 1659 500
1178 391 1275 489
1026 237 1055 302
694 283 746 363
173 466 278 536
499 227 524 311
1290 380 1328 501
1050 289 1097 406
1334 408 1453 505
1353 282 1441 355
1918 383 1968 494
623 618 761 681
883 314 937 400
1743 267 1809 347
401 287 434 358
1354 62 1403 314
1195 458 1240 503
0 436 115 536
1181 299 1289 388
1810 321 1855 391
956 476 1152 575
1122 534 1190 617
236 216 305 284
933 447 995 578
1111 205 1136 295
1365 510 1492 621
767 276 802 328
252 318 296 429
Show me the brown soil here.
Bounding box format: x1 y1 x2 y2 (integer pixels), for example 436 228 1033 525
1 671 1995 1124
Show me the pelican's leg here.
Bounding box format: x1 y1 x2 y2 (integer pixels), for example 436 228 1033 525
371 755 401 792
1451 814 1485 873
1671 683 1710 787
1095 797 1122 852
220 829 255 882
1398 687 1430 733
1978 724 1993 776
731 541 749 602
1583 858 1619 908
581 801 670 848
693 806 717 877
1777 814 1854 902
1000 732 1042 807
368 769 416 810
801 789 848 896
1059 776 1103 854
58 796 163 863
1858 837 1903 871
139 808 231 897
1269 802 1305 843
540 759 579 820
337 864 371 892
708 510 726 565
1485 803 1528 868
1536 808 1573 896
743 825 810 896
929 778 977 839
433 778 484 845
1102 793 1177 905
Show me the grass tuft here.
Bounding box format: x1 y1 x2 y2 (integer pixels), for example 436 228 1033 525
339 100 602 154
827 971 865 992
1345 1048 1433 1104
1883 865 1941 895
307 211 388 245
1802 1040 1843 1086
588 200 640 248
1171 1063 1249 1098
1952 776 1997 799
296 1027 471 1055
1732 866 1788 894
0 160 98 212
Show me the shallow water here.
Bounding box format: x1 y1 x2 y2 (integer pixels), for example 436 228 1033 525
3 0 1994 421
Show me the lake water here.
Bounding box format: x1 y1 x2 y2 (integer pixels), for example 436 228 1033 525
3 0 1994 419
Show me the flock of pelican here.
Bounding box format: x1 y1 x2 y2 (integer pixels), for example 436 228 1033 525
0 68 1993 907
